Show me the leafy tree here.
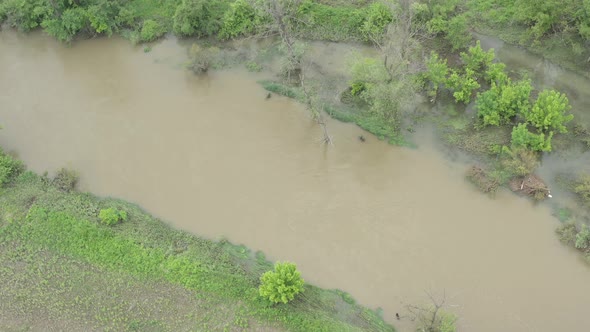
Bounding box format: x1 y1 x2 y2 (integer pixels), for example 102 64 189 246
511 123 552 152
523 90 573 134
259 262 304 304
476 79 532 126
446 13 471 51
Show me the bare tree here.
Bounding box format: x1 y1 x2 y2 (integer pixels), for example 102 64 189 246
252 0 332 145
404 291 457 332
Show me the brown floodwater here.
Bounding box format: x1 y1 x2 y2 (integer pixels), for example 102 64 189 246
1 31 590 331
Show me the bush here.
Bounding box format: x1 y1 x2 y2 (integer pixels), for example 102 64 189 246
188 44 221 74
360 2 393 43
0 0 53 31
52 168 79 192
557 222 578 246
574 175 590 205
460 41 495 78
99 207 128 226
140 19 166 42
259 262 304 304
219 0 264 40
423 51 449 99
446 68 480 104
523 90 573 134
0 150 25 188
575 225 590 250
510 123 552 152
476 79 532 127
499 146 539 177
173 0 228 37
42 7 89 42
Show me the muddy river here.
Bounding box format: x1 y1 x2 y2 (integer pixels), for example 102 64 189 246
1 31 590 331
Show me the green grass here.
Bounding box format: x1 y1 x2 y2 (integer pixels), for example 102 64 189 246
0 151 395 332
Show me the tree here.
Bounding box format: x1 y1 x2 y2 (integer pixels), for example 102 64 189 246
173 0 227 37
446 68 480 104
459 41 495 79
259 262 304 304
523 90 573 134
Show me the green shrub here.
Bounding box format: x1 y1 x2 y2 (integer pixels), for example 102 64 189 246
523 90 573 134
476 79 532 126
140 19 166 42
446 14 471 51
460 41 495 78
484 62 509 85
42 7 89 42
575 225 590 249
173 0 228 37
259 262 304 304
52 168 79 192
446 68 480 104
99 207 128 226
0 0 53 31
573 175 590 205
557 222 578 246
0 150 25 188
219 0 264 40
296 1 366 41
510 123 552 152
423 51 449 99
360 2 393 43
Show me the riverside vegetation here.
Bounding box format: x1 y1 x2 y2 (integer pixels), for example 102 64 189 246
2 0 590 329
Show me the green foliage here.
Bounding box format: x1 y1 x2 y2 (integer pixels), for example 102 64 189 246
573 175 590 205
42 7 89 42
446 14 471 51
140 19 166 42
510 123 552 152
557 222 578 246
295 1 367 42
523 90 573 134
219 0 264 40
499 146 539 177
439 312 458 332
0 0 53 31
0 149 25 188
420 0 471 50
575 225 590 249
424 51 449 99
476 79 532 126
360 2 393 43
259 262 304 304
99 207 128 226
446 68 480 104
173 0 228 37
484 62 508 85
52 167 79 192
460 41 495 79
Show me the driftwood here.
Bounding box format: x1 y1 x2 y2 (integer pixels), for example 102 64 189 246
509 174 550 200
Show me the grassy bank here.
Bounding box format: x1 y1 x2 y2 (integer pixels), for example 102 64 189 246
0 149 394 332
